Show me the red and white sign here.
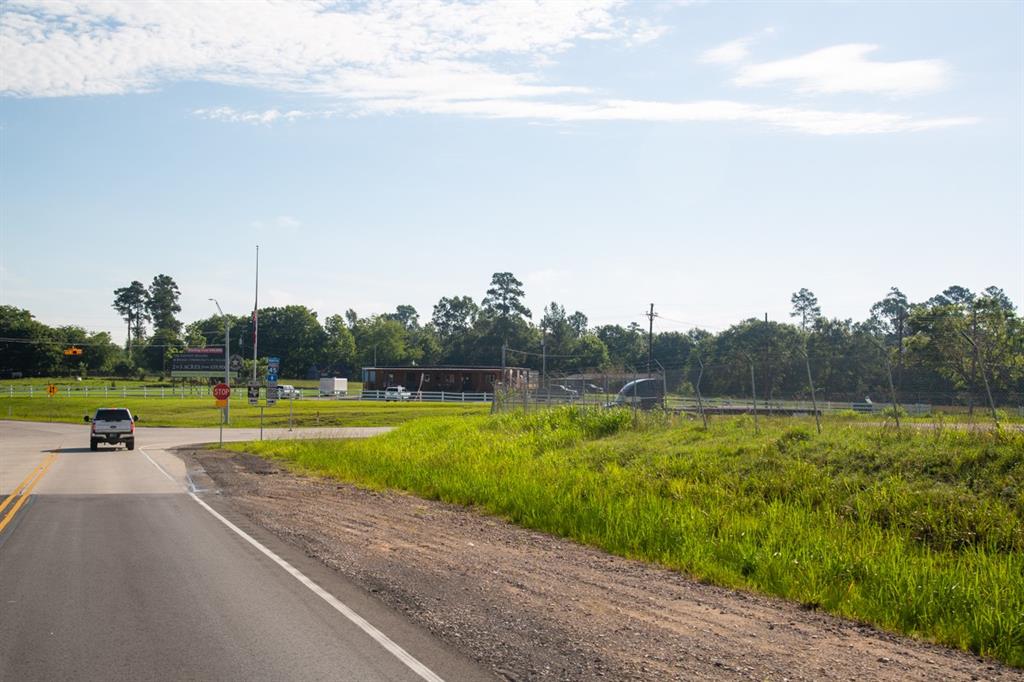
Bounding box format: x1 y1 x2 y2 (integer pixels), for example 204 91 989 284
212 383 231 400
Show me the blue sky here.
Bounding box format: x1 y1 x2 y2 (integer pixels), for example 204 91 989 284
1 0 1021 341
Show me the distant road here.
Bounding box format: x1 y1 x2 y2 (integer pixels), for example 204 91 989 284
0 421 490 681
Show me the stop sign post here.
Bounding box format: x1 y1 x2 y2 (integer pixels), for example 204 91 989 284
213 382 231 408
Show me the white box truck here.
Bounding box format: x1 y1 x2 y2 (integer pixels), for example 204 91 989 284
319 377 348 397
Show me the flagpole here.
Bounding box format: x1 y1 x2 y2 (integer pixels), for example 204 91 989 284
253 244 259 383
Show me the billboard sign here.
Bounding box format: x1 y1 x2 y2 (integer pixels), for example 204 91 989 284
171 348 238 378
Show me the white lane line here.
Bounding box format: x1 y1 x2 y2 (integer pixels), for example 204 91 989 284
139 448 176 483
138 447 444 682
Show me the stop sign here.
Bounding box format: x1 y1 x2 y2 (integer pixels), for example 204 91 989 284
213 383 231 400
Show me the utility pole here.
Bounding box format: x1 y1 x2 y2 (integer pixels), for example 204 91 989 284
253 244 259 383
646 303 655 377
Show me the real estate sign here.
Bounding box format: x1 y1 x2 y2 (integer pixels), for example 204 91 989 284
170 348 238 378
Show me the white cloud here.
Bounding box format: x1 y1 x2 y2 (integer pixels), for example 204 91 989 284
699 38 752 65
1 3 972 135
359 97 977 135
733 44 949 96
193 107 322 125
276 216 301 230
1 0 639 99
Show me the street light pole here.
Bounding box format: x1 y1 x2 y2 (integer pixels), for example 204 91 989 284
209 298 230 425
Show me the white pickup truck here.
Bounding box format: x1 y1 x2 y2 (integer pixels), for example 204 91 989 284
85 407 138 451
384 386 411 401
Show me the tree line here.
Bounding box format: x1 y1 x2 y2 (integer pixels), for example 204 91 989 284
1 272 1020 405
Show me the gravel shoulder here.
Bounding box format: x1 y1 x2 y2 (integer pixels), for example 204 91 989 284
182 447 1022 682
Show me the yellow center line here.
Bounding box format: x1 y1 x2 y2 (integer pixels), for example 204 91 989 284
0 453 56 517
0 453 58 534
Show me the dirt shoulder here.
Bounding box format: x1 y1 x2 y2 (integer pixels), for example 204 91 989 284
182 447 1021 681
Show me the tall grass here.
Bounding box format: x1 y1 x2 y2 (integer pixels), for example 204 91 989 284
232 408 1024 667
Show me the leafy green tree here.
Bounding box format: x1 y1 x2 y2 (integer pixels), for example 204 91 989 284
790 288 821 331
869 287 911 386
651 331 693 390
323 314 357 375
482 272 531 320
432 296 479 339
906 287 1022 405
595 324 645 369
257 305 328 378
567 311 588 337
431 296 480 364
146 275 182 335
385 305 420 330
353 316 414 367
476 272 536 363
0 306 61 375
112 280 149 351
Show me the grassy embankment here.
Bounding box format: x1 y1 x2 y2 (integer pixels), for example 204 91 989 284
0 396 486 427
231 408 1024 667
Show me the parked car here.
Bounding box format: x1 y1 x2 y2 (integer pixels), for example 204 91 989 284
384 385 411 401
552 384 579 398
607 378 663 410
277 385 302 399
84 407 138 451
536 384 578 401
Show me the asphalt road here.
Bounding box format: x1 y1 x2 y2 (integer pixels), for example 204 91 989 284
0 420 491 681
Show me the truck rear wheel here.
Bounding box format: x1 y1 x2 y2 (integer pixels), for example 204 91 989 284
126 439 135 451
90 439 98 451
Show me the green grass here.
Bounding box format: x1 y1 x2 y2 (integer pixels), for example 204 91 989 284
230 408 1024 667
0 376 169 389
0 376 363 393
0 395 487 427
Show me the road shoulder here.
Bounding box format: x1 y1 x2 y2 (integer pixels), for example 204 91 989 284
180 446 1021 682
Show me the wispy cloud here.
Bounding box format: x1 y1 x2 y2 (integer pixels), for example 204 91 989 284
698 28 775 65
699 38 753 65
1 0 643 99
367 97 976 135
734 44 949 96
193 107 321 125
2 2 972 135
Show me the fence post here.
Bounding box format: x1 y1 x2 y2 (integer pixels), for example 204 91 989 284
694 357 708 430
748 357 759 434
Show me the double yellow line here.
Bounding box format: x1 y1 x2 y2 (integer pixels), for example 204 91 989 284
0 453 58 534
